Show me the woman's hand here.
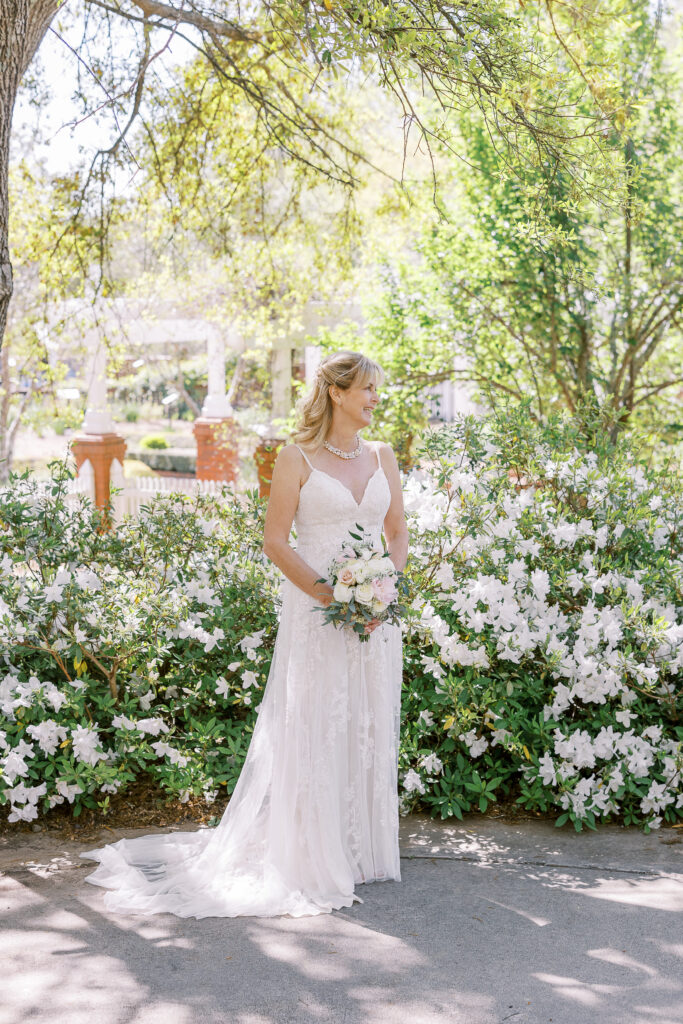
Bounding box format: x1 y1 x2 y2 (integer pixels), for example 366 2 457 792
315 582 335 607
364 617 381 635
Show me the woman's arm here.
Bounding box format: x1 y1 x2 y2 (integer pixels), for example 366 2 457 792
262 445 335 606
379 443 409 572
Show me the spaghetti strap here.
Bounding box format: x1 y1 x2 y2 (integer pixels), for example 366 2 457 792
294 444 314 470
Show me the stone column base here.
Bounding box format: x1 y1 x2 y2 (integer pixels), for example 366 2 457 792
254 438 285 500
193 417 239 483
71 433 127 509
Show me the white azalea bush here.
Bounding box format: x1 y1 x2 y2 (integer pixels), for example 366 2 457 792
399 408 683 831
0 466 278 823
2 407 682 833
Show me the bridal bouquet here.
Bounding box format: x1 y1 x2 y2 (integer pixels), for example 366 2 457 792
316 525 405 642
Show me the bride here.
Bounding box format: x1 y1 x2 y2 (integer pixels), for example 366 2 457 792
83 350 408 918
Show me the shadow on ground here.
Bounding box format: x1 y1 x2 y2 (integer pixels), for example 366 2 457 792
1 817 681 1024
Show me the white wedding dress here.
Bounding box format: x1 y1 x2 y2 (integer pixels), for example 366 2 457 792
82 443 402 918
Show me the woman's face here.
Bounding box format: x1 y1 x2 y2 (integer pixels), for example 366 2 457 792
333 376 380 429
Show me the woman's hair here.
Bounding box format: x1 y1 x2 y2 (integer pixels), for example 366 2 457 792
292 350 384 450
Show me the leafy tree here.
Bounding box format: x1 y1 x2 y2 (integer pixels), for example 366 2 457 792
0 0 646 357
352 0 683 440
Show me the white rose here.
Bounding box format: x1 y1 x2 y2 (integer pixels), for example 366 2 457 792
355 583 374 605
359 547 373 561
353 563 370 583
343 559 362 580
367 556 386 575
333 582 353 603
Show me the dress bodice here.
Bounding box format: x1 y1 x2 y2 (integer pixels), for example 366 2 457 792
294 452 392 576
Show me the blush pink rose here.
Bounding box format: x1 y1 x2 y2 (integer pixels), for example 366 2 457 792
371 576 398 604
338 566 356 585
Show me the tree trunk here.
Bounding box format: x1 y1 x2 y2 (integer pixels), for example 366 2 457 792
0 0 60 354
0 336 10 480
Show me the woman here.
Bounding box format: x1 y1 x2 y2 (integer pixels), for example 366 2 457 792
83 350 408 918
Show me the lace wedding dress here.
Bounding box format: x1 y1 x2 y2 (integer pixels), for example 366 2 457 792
82 443 402 918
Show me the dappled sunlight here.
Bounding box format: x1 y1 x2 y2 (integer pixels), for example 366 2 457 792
574 874 683 911
476 895 551 927
650 941 683 959
533 971 626 1006
2 836 682 1024
587 947 659 978
247 912 426 982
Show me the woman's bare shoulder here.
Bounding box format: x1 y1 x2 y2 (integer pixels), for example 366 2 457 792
274 443 314 476
275 443 311 463
375 441 399 465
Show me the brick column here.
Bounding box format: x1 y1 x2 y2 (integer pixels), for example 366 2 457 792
254 438 285 499
193 417 239 482
71 433 127 509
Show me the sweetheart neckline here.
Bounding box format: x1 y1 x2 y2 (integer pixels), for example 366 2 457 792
300 465 385 509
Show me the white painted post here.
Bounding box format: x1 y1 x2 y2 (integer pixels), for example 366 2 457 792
109 458 125 522
201 331 233 418
77 458 95 501
82 337 114 435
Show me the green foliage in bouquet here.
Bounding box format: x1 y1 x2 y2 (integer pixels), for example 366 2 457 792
315 524 409 642
400 404 683 831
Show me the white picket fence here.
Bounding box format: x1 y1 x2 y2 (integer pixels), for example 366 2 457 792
68 459 95 502
108 459 230 520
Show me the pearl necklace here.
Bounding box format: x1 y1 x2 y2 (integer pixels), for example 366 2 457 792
323 436 363 460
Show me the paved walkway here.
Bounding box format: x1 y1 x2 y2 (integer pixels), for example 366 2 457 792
1 815 681 1024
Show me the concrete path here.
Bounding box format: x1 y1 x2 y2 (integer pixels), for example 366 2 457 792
1 815 681 1024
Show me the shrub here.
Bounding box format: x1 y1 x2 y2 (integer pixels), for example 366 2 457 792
1 407 682 833
0 466 276 822
400 407 683 832
139 434 170 450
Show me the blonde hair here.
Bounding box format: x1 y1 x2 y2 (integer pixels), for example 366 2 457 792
292 350 384 450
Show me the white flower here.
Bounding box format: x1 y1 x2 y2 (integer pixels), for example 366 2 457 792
215 676 230 698
71 725 106 766
136 717 169 737
74 567 101 592
112 714 136 731
27 720 68 755
239 629 265 653
8 802 39 823
241 670 258 689
355 584 375 605
333 583 354 603
403 769 425 794
203 627 224 653
1 750 32 784
151 741 189 767
459 729 489 757
418 710 435 729
43 583 65 603
420 753 443 775
44 685 66 712
55 780 83 804
227 661 241 672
